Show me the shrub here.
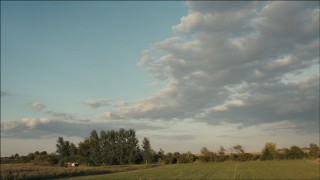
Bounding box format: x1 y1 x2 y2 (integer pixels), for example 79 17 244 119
287 146 304 159
261 142 278 160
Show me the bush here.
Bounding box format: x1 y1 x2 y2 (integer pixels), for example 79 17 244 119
261 142 278 160
287 146 304 159
252 154 260 161
238 153 253 161
59 159 66 167
178 152 196 163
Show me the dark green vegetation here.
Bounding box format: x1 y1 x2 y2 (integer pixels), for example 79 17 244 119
66 160 320 180
56 129 143 166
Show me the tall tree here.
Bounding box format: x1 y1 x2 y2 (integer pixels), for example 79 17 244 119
70 143 78 156
89 130 101 165
126 129 140 164
116 128 127 164
56 137 70 157
78 138 91 158
142 137 152 164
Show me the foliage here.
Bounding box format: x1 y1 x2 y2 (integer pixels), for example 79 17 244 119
261 142 278 160
156 148 165 163
309 143 320 158
3 128 319 168
217 146 226 162
142 137 153 165
163 152 177 164
56 137 70 157
54 128 142 166
233 145 245 154
287 146 304 159
178 151 196 163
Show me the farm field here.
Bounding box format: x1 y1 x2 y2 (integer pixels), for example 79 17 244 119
65 160 320 180
0 163 157 180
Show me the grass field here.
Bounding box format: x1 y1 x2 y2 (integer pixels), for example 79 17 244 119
0 163 157 180
65 160 320 180
1 160 318 179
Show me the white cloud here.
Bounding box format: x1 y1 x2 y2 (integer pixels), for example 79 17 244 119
83 98 111 108
102 1 319 131
30 102 46 112
1 118 49 130
138 53 150 66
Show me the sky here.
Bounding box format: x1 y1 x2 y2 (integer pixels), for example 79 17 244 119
1 1 319 157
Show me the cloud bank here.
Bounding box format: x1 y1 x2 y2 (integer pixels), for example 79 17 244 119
1 117 164 139
102 1 319 129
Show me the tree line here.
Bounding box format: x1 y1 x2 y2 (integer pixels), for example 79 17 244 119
1 129 319 166
56 128 151 166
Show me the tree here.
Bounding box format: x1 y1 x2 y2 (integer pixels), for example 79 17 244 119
163 152 176 164
125 129 140 164
172 152 181 163
182 151 195 163
200 147 211 162
309 143 320 158
27 153 35 161
78 139 91 157
157 148 165 163
56 137 70 157
14 153 19 159
231 145 249 161
233 145 245 154
217 146 226 162
142 137 152 164
40 151 47 156
89 130 101 165
70 143 78 156
287 146 304 159
78 138 92 165
200 147 218 162
200 147 211 155
261 142 278 160
47 153 59 165
35 151 40 156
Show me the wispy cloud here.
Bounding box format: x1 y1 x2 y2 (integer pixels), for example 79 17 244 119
30 102 46 112
83 98 111 108
45 111 90 122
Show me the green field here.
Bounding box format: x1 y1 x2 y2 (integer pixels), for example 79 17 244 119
0 163 157 180
65 160 320 180
1 160 319 179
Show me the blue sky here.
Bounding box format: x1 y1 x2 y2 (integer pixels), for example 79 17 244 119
1 1 185 119
1 1 319 157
